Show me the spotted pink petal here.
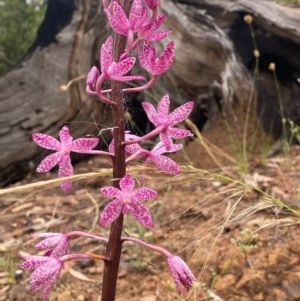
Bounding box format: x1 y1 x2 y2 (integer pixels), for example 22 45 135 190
157 94 170 120
154 41 175 75
59 126 73 145
119 174 135 192
32 133 60 150
131 203 154 228
139 42 156 72
138 15 171 42
159 131 173 151
30 279 45 294
101 186 120 198
152 141 183 155
105 2 130 36
72 137 99 152
153 14 165 28
125 142 142 155
124 132 143 155
108 57 136 77
101 36 113 73
36 153 60 173
168 127 194 139
99 199 123 226
49 238 70 258
58 157 73 193
150 153 181 175
35 234 64 250
141 102 160 126
58 157 73 178
168 101 194 125
20 255 50 269
144 0 159 9
40 274 59 300
148 29 171 42
134 188 157 201
34 233 70 258
129 0 148 31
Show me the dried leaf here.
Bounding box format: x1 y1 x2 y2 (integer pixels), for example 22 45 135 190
68 268 95 282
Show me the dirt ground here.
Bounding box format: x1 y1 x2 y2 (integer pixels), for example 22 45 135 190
2 113 300 301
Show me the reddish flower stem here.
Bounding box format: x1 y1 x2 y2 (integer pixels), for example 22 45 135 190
100 1 131 300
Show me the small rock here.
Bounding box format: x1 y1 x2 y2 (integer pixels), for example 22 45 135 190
14 269 23 282
57 290 72 301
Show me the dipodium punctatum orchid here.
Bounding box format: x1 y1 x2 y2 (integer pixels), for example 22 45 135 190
21 255 64 299
167 255 196 294
139 41 175 75
141 94 194 150
33 233 70 258
99 174 157 228
24 0 196 299
32 126 100 192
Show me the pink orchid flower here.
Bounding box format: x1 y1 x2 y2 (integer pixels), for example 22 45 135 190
137 14 171 42
32 126 99 192
33 233 70 258
104 0 149 37
139 41 175 75
20 255 64 299
99 174 157 228
167 255 196 294
100 36 145 82
105 1 170 45
142 94 194 150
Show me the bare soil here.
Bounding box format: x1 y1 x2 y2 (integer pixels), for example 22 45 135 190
2 118 300 301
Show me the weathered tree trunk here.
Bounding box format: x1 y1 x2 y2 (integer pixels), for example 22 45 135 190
1 0 300 186
0 0 108 185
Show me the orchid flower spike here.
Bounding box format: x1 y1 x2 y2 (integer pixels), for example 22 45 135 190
167 255 196 294
142 94 194 150
99 174 157 228
32 126 99 192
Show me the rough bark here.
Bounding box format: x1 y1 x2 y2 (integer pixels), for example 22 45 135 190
0 0 108 185
1 0 300 186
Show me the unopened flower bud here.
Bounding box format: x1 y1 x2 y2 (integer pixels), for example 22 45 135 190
244 15 253 24
167 255 196 294
253 49 260 58
269 62 276 71
60 85 68 91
